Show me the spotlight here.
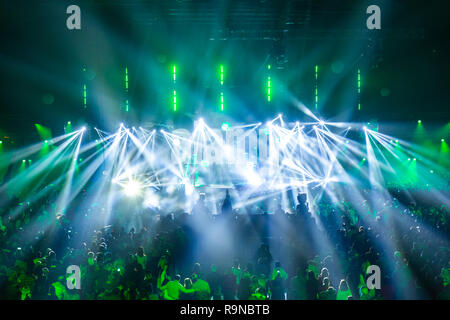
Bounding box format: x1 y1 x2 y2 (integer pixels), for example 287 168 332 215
413 158 417 161
22 159 26 163
418 120 422 124
348 126 352 130
67 121 71 125
0 141 2 144
123 179 142 197
408 158 411 161
173 138 180 146
395 140 399 143
442 138 445 142
363 126 367 131
120 123 123 127
363 158 366 161
81 127 86 131
319 120 325 126
221 122 230 131
44 140 48 143
132 127 136 130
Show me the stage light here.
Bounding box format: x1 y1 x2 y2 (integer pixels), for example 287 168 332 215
173 138 180 147
0 141 2 144
22 159 26 163
363 126 367 131
395 140 399 143
132 127 136 130
319 120 325 126
220 65 224 111
123 179 142 197
418 120 422 124
348 126 352 130
408 158 411 161
357 69 361 110
221 122 230 131
125 67 129 92
442 138 445 142
315 65 319 109
173 90 177 112
363 158 366 161
83 84 87 109
81 127 86 131
67 121 71 125
413 158 417 161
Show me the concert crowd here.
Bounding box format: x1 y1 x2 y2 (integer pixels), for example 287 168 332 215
0 187 448 300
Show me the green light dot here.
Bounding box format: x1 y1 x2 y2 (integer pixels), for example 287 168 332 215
417 120 422 124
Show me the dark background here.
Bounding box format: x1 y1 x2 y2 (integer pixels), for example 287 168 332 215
0 0 449 144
